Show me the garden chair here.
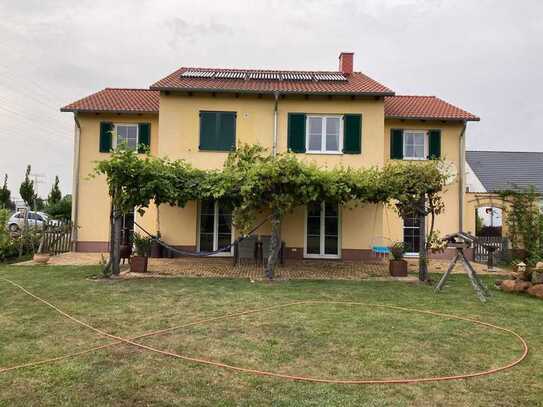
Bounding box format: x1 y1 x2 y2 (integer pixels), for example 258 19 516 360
233 235 258 265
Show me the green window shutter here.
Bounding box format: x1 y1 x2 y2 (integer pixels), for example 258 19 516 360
199 112 218 150
287 113 306 153
428 129 441 159
218 112 236 151
199 111 236 151
390 129 403 159
138 123 151 153
343 114 362 154
99 122 113 153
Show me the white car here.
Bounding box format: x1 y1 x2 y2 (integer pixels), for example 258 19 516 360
6 211 55 232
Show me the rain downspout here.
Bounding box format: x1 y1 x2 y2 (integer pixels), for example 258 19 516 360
273 92 279 156
459 122 467 232
71 114 81 251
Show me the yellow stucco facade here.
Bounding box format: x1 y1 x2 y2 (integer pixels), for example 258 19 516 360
75 113 159 250
74 92 468 259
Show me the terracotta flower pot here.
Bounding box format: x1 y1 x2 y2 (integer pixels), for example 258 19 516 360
33 253 51 264
389 259 408 277
130 256 148 273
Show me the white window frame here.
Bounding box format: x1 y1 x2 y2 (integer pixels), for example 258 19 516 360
305 115 343 154
403 130 428 160
197 200 234 257
304 202 341 259
113 123 139 151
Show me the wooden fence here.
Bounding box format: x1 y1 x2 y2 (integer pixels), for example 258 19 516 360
474 236 510 264
42 220 73 255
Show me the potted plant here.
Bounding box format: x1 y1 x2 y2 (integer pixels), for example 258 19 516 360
388 242 408 277
130 233 151 273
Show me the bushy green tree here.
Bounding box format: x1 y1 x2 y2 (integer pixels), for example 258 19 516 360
45 195 72 220
19 165 36 208
48 175 62 205
0 174 14 210
501 186 543 265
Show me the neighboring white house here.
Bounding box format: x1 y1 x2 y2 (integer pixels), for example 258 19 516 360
466 151 543 228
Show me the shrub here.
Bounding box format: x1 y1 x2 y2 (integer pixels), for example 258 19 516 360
0 209 42 262
0 234 19 261
45 195 72 220
133 233 152 257
501 186 543 266
389 242 406 261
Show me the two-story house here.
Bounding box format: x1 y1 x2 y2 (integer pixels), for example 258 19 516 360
61 52 479 260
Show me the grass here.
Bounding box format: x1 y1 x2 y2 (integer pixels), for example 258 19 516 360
0 265 541 406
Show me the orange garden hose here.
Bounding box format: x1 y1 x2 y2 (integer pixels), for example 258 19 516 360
0 277 529 384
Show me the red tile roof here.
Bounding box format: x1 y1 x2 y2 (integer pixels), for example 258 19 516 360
150 67 394 96
60 89 479 123
385 95 479 121
60 88 159 114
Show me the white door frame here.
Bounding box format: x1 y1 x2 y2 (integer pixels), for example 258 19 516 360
403 213 428 257
304 201 341 259
197 200 234 256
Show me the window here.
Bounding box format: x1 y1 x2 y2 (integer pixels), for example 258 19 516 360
403 213 420 255
403 130 427 160
198 200 233 255
305 201 340 258
114 124 138 150
199 111 236 151
306 116 342 153
28 213 42 221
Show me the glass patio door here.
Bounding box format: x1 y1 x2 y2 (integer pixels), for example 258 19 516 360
403 213 420 255
305 201 340 258
199 200 233 255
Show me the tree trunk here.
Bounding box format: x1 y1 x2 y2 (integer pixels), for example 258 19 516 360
111 205 122 275
265 209 282 280
418 199 428 282
18 210 29 258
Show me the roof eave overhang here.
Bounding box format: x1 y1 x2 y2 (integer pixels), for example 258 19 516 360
385 115 480 122
150 86 395 97
60 108 158 114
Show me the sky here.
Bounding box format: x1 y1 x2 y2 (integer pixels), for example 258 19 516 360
1 0 542 199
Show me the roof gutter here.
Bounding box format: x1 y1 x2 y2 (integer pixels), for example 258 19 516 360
273 92 279 156
459 122 467 233
385 115 480 122
60 109 158 115
71 114 81 251
150 87 395 97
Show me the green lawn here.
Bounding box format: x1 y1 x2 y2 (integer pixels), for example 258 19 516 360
0 265 541 406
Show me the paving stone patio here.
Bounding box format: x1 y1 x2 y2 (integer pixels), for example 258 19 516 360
15 252 509 281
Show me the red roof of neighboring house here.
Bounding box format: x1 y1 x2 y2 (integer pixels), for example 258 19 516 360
384 95 479 121
150 67 394 96
60 88 159 113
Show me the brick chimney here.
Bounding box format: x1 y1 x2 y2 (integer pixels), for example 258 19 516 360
338 52 354 75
